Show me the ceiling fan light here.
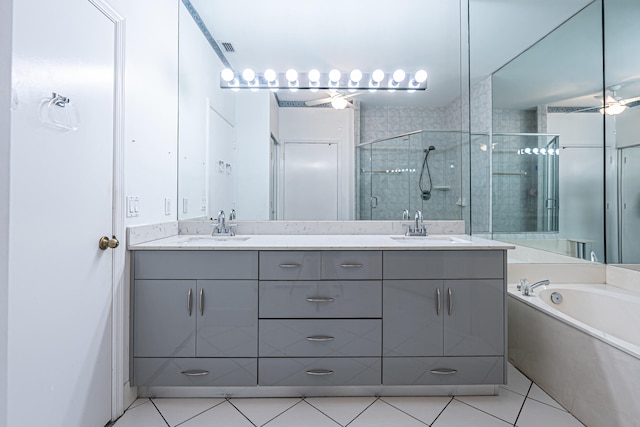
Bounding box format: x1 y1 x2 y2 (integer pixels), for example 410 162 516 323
331 97 348 110
601 103 627 115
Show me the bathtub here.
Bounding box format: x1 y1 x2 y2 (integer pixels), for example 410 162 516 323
508 283 640 427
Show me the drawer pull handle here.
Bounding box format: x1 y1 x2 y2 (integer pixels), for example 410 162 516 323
279 263 301 268
436 288 441 316
340 263 363 268
199 288 204 316
306 297 335 303
181 369 209 377
306 335 335 342
448 288 453 316
430 368 458 375
187 288 193 316
306 369 334 376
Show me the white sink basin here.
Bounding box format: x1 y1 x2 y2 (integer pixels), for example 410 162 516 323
390 235 470 244
175 235 251 243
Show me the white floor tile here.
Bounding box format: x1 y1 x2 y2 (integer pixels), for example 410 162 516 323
152 398 224 426
229 397 301 426
502 363 533 396
112 399 167 427
263 401 340 427
347 399 427 427
127 398 150 410
517 398 584 427
527 383 566 410
456 387 526 424
305 396 376 426
432 399 512 427
178 401 253 427
379 396 451 425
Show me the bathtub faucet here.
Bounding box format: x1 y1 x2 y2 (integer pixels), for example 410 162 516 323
522 279 550 296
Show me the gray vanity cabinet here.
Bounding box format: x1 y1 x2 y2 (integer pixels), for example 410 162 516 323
132 251 259 387
382 250 506 386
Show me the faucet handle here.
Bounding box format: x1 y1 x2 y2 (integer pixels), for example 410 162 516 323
517 278 529 291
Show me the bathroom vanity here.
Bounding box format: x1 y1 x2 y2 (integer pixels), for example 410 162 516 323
129 233 511 396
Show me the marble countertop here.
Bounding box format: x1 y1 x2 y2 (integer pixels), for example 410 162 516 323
128 234 514 251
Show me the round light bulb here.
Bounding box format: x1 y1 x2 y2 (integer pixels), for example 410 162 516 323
308 69 320 83
221 68 235 82
532 148 540 154
350 69 363 83
414 69 428 83
242 68 255 82
329 69 341 83
392 69 406 83
372 69 385 83
524 148 532 154
540 148 547 155
264 69 277 82
285 68 298 83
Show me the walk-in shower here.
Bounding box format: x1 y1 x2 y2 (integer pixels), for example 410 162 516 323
356 130 464 221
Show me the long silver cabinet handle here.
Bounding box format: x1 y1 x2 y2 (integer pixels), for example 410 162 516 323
340 263 363 268
187 288 192 316
436 288 441 316
306 297 335 303
181 369 209 377
430 368 458 375
199 288 204 316
448 288 453 315
279 263 301 268
306 369 334 376
306 335 335 342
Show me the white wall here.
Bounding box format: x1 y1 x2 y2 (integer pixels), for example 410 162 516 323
279 108 355 220
235 91 272 219
110 0 178 226
0 0 11 423
548 113 605 259
616 106 640 148
178 3 236 220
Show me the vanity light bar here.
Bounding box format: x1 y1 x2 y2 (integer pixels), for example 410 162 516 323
220 68 428 92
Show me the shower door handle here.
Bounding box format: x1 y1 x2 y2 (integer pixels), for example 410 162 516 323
370 196 378 208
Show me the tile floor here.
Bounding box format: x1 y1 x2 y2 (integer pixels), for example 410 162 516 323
111 364 585 427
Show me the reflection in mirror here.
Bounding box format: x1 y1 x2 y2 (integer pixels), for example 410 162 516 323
177 0 469 222
471 0 606 262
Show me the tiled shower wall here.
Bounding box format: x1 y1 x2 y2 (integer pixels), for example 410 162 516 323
358 105 464 221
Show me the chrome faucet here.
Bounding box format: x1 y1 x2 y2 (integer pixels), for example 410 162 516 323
404 210 427 236
402 209 409 220
212 209 236 236
521 279 550 296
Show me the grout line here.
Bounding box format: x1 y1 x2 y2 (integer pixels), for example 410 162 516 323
226 398 259 427
344 396 380 427
453 397 519 426
149 399 171 427
428 396 454 426
238 398 304 427
376 398 432 426
513 382 533 425
173 399 227 427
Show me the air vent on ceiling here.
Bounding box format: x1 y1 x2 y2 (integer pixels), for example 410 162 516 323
220 42 235 53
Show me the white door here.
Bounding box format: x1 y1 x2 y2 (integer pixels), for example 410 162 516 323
283 142 338 220
9 0 115 425
620 146 640 263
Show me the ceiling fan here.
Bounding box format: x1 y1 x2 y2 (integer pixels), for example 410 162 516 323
305 91 364 110
581 85 640 115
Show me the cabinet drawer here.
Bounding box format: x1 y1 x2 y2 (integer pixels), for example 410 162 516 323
383 251 504 279
259 252 321 280
134 251 258 280
383 356 504 385
259 281 382 318
259 358 381 386
133 357 257 387
321 251 382 280
259 319 381 357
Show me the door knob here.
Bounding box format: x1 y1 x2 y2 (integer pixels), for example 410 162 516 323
99 236 119 250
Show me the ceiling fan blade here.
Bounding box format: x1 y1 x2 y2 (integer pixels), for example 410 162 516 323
621 95 640 105
343 92 365 100
305 96 334 107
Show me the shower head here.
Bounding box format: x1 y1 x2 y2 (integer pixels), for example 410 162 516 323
424 145 436 152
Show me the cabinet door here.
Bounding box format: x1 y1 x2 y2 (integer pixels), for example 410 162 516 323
443 280 504 356
383 280 443 356
134 280 196 357
196 280 258 357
